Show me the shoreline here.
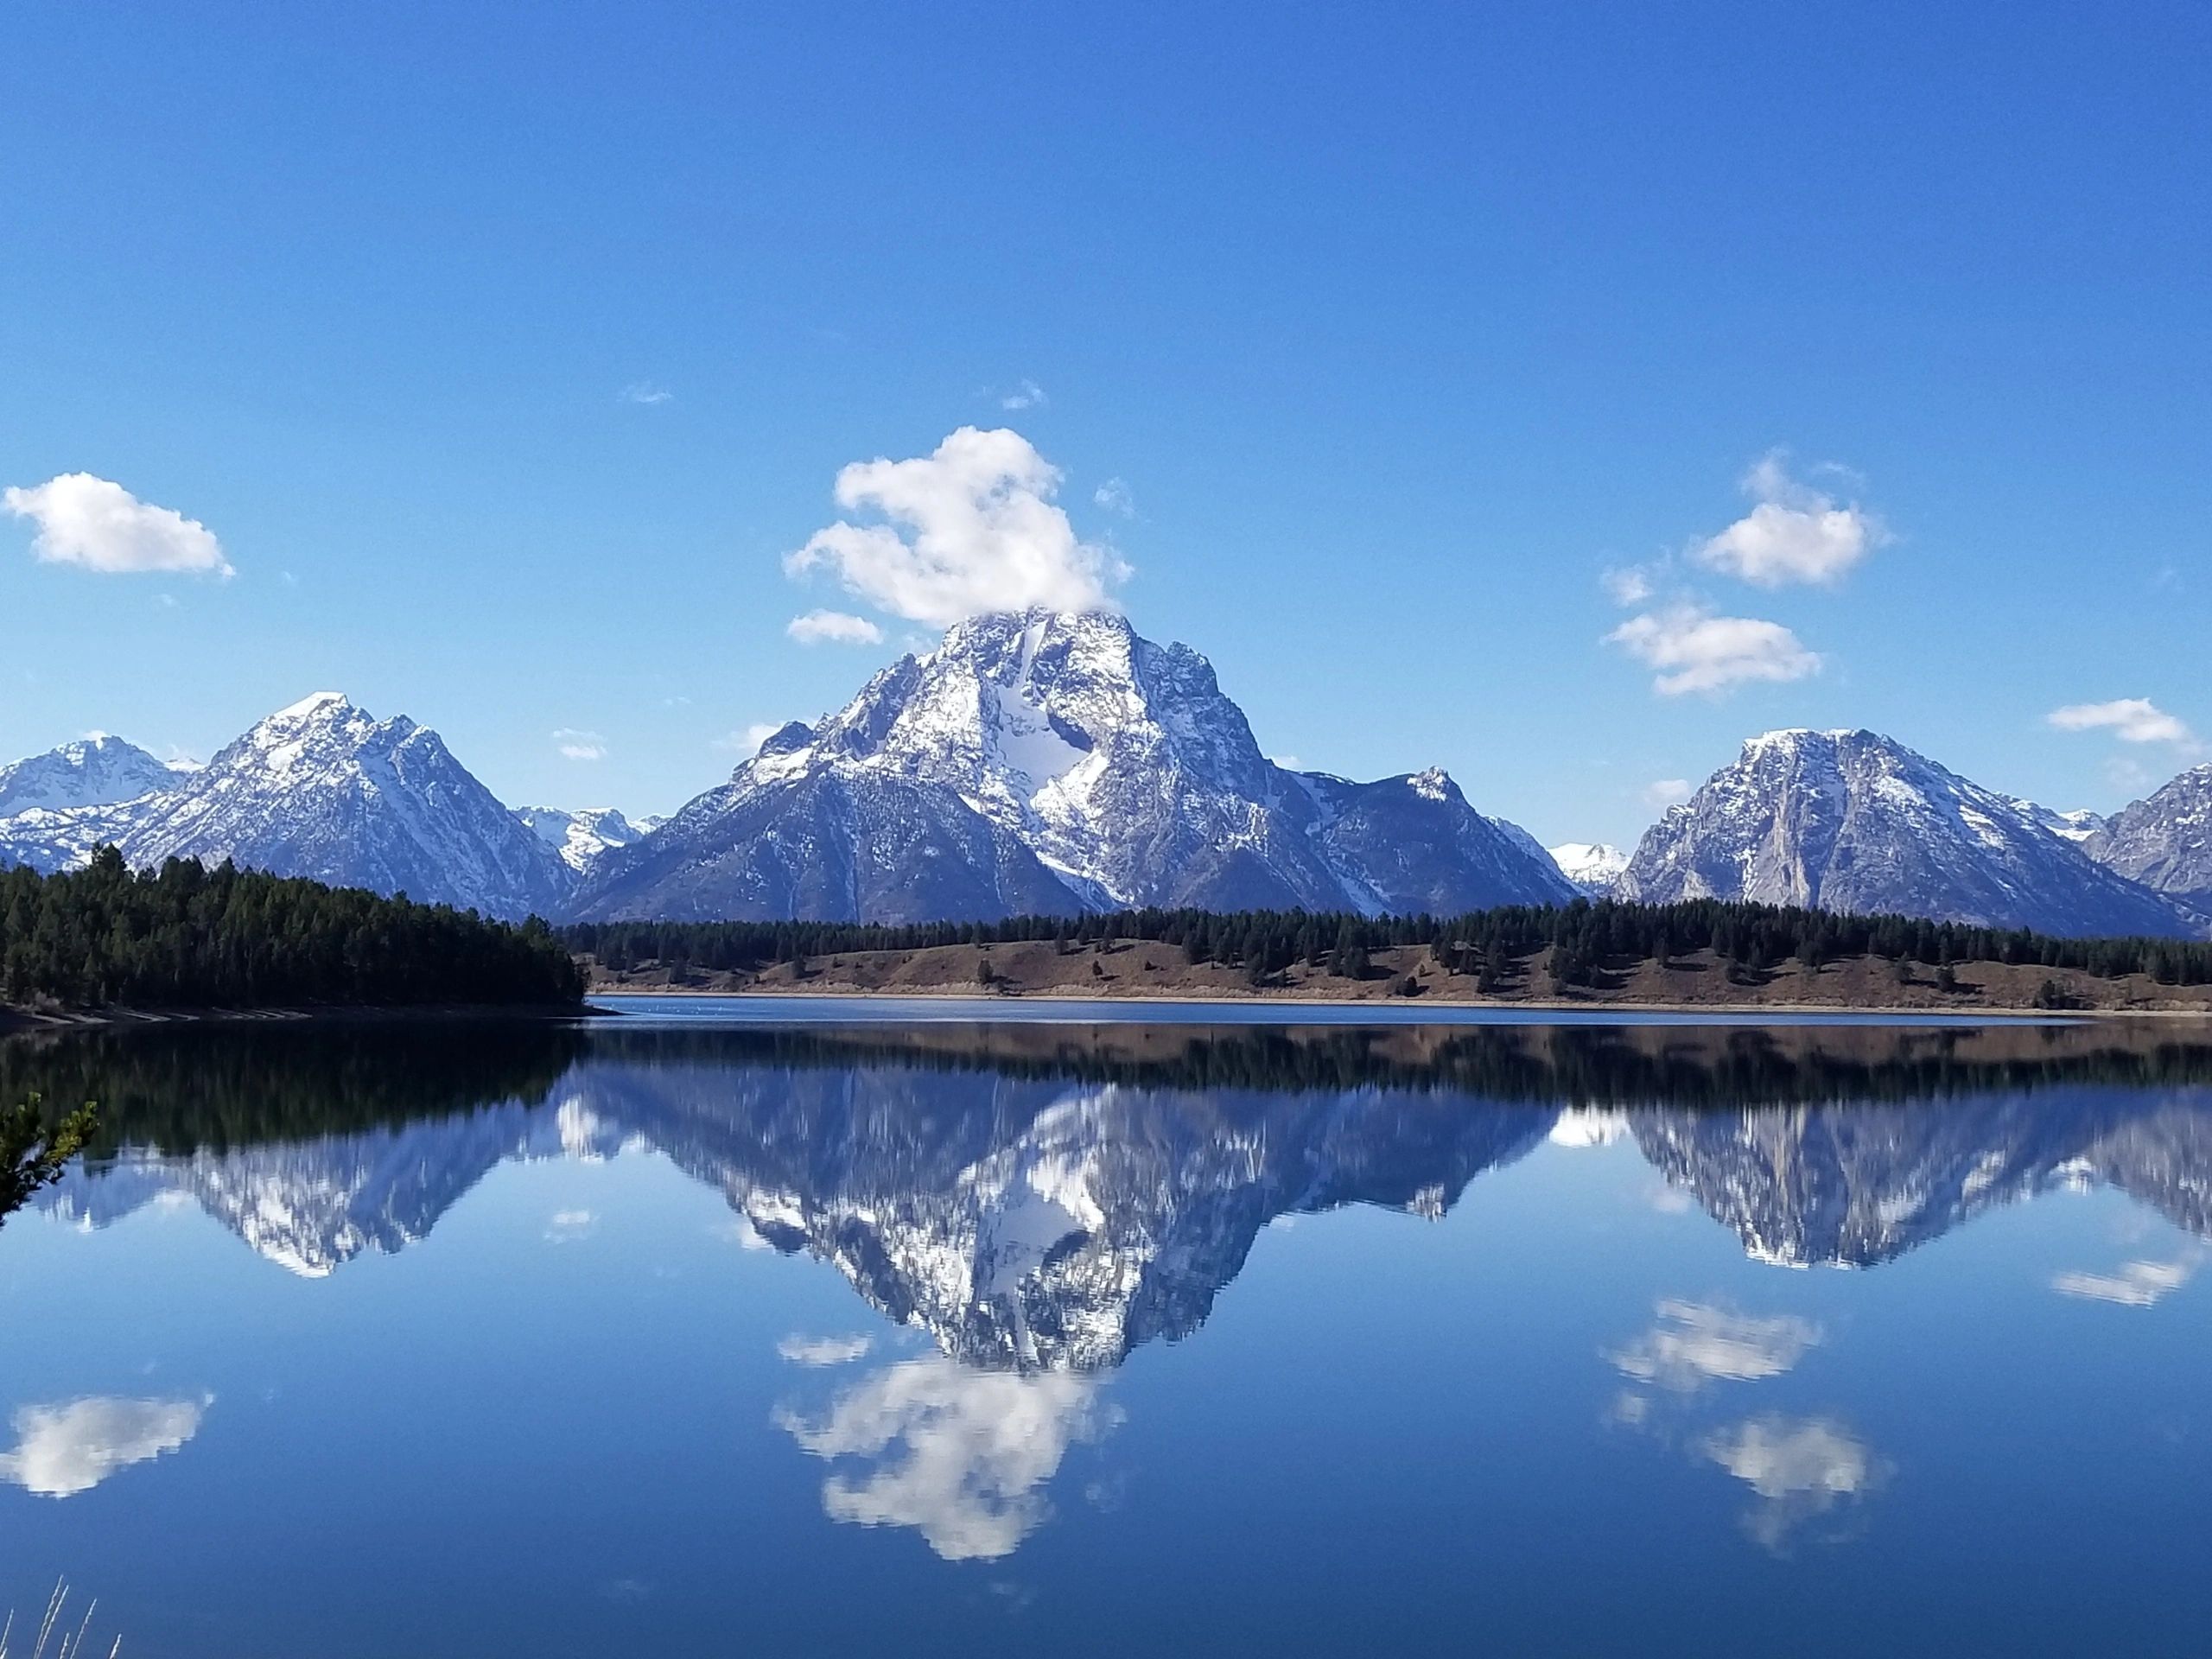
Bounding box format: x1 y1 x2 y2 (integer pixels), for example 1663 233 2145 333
0 1001 588 1036
584 982 2212 1022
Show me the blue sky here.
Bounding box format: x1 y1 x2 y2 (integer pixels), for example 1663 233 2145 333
3 2 2206 847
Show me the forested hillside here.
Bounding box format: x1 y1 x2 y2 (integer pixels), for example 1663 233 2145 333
2 849 584 1009
566 897 2212 991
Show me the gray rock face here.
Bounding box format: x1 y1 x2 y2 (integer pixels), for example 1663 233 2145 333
577 608 1573 922
107 692 574 919
2084 765 2212 910
1617 728 2200 937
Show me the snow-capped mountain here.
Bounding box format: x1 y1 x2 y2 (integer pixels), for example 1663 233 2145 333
2083 765 2212 910
91 692 575 918
513 804 651 875
576 608 1575 923
1615 728 2200 938
0 734 188 817
1549 842 1629 896
2012 801 2106 844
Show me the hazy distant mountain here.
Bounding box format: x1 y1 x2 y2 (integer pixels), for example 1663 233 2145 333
576 609 1574 923
1616 728 2199 938
2083 765 2212 911
512 804 651 875
0 734 187 817
1548 842 1629 896
94 693 575 918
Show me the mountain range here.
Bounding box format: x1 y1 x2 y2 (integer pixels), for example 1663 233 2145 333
2 609 2208 937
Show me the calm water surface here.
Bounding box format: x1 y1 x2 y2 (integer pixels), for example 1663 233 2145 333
5 1005 2211 1656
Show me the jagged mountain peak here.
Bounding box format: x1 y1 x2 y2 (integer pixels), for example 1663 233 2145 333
578 607 1574 923
0 732 183 818
2084 763 2212 907
99 692 572 918
1619 727 2200 937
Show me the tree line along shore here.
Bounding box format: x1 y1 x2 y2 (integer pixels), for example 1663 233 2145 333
569 902 2212 1014
5 856 2212 1022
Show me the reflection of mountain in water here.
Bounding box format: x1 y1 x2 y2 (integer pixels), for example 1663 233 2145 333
19 1020 2212 1360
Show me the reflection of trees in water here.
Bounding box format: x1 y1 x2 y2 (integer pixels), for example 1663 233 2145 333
1 1096 98 1225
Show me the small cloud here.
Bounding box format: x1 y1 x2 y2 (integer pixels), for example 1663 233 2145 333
778 1333 875 1367
1093 477 1135 517
786 608 886 646
2105 755 2157 792
1691 453 1885 588
785 427 1130 628
619 380 673 405
1001 378 1047 411
1642 777 1694 810
1605 604 1821 696
2047 698 2197 748
713 722 785 755
5 473 234 577
1602 564 1657 607
156 593 179 608
2051 1255 2197 1307
1606 1300 1821 1393
553 728 607 762
1271 754 1303 771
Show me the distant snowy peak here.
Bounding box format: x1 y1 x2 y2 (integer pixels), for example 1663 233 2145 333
2008 799 2106 844
104 692 574 919
514 804 649 874
1549 842 1630 895
2085 765 2212 906
0 734 183 817
578 607 1576 923
1618 728 2199 938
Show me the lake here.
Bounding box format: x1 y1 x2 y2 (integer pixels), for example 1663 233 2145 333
6 1002 2212 1656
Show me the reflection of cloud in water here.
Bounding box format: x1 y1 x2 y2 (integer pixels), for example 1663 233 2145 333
777 1357 1119 1560
0 1395 211 1498
1700 1414 1885 1552
778 1333 874 1367
2051 1255 2197 1307
543 1208 597 1243
1607 1300 1821 1392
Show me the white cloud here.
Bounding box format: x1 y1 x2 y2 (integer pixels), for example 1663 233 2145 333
2051 1255 2197 1307
1692 454 1884 588
1643 777 1694 810
4 473 233 577
1602 564 1657 606
776 1357 1118 1560
544 1208 597 1242
784 427 1130 629
1607 1300 1821 1393
786 609 885 646
1001 378 1047 411
778 1333 875 1367
713 722 787 755
1606 604 1821 696
619 380 673 405
2047 698 2197 748
0 1395 210 1498
1699 1414 1885 1553
1093 477 1135 517
553 729 607 762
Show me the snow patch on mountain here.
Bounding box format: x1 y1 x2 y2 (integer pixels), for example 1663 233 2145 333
513 804 650 874
1549 842 1630 895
